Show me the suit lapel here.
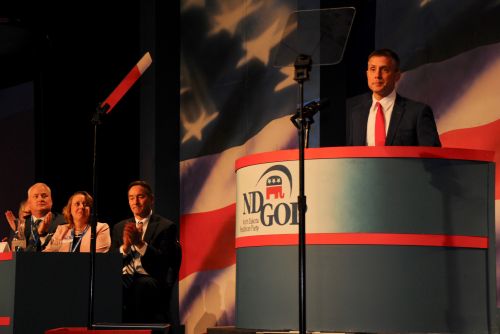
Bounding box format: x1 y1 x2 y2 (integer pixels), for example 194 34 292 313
25 215 34 240
143 215 158 243
355 95 371 145
48 212 59 233
386 94 405 145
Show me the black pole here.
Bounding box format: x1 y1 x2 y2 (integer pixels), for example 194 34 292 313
298 78 306 334
88 103 108 329
293 54 311 334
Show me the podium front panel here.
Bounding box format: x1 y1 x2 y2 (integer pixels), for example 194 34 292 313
0 253 15 331
235 147 496 334
0 252 122 334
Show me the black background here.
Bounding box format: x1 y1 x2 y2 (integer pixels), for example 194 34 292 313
0 0 179 231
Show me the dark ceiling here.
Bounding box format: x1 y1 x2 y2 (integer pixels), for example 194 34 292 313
0 1 143 89
0 16 47 88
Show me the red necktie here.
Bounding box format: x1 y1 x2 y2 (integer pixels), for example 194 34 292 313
375 102 386 146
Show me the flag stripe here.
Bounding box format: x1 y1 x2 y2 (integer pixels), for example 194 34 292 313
397 43 500 132
179 265 236 329
440 119 500 199
236 233 488 249
181 115 296 215
179 204 236 280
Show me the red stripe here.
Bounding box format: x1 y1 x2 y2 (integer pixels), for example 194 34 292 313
0 317 10 326
235 146 494 171
101 66 142 114
235 233 488 249
180 204 236 280
0 252 13 261
440 119 500 199
44 328 151 333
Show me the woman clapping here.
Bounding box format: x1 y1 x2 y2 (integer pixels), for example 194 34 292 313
44 191 110 253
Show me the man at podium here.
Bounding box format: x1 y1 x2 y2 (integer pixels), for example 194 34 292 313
346 48 441 147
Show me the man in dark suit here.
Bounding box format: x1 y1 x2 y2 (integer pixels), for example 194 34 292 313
23 182 66 251
112 180 179 323
346 48 441 147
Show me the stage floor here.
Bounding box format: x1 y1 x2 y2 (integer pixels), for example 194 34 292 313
207 327 348 334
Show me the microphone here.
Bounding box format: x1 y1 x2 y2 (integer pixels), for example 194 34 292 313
291 98 330 129
290 98 330 148
300 98 330 116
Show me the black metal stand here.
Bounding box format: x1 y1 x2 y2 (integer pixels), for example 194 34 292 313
291 101 320 149
292 54 312 334
87 103 109 329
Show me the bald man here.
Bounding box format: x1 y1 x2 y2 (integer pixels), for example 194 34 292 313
23 183 66 251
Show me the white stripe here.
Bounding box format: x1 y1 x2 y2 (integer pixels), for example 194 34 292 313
137 52 152 74
179 264 236 332
398 42 500 134
180 115 297 215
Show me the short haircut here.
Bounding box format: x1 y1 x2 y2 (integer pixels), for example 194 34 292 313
27 182 52 197
368 48 400 71
128 180 153 197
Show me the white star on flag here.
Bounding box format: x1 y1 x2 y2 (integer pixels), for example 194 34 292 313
209 1 262 37
181 109 219 144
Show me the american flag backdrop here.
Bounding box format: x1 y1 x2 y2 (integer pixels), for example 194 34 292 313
180 1 320 333
179 1 500 333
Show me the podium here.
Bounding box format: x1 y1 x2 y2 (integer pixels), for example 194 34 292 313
235 147 496 333
0 252 122 334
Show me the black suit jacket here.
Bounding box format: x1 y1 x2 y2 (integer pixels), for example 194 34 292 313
111 214 178 285
346 93 441 147
24 212 66 251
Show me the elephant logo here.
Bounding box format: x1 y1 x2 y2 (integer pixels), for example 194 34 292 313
256 164 293 200
266 176 284 199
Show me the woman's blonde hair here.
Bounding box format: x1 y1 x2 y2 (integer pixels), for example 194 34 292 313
62 191 93 228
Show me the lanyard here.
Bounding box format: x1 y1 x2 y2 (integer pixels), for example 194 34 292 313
71 224 89 253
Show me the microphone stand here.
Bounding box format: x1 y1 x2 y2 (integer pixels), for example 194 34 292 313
291 101 320 149
292 54 312 334
88 103 109 329
82 52 151 330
